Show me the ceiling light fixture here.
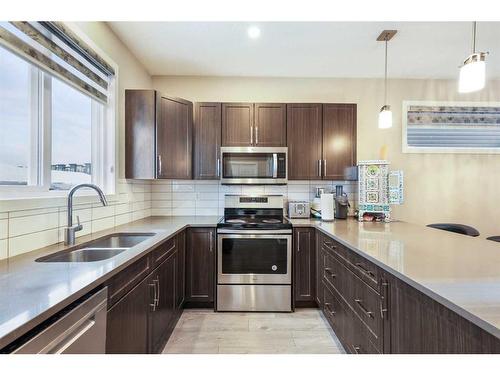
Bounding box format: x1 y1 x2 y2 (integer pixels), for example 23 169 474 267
377 30 397 129
458 22 488 93
247 26 261 39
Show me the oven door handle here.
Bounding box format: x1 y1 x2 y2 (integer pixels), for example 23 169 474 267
217 229 292 235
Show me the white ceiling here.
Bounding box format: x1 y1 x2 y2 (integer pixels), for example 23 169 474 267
108 22 500 79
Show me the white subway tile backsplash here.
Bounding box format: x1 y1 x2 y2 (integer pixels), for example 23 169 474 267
197 192 219 201
9 212 59 237
172 200 195 208
9 229 59 257
0 239 7 260
1 179 153 260
172 192 196 200
152 183 172 193
196 207 218 216
0 220 7 240
172 208 195 216
151 208 172 216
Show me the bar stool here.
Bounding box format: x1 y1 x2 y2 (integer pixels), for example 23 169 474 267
486 236 500 242
427 223 480 237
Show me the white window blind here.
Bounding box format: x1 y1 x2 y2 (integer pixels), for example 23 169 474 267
403 101 500 153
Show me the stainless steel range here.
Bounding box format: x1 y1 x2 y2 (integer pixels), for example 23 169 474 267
216 195 292 312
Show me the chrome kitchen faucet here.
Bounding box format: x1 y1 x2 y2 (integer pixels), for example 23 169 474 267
64 184 108 246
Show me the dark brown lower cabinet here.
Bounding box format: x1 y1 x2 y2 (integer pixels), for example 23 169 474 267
316 230 500 354
149 251 177 353
293 228 316 306
106 273 151 354
186 228 215 305
105 232 186 353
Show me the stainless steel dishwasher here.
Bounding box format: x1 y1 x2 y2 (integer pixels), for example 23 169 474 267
11 287 108 354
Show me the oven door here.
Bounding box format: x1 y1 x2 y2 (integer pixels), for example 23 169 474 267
217 232 291 284
220 147 287 185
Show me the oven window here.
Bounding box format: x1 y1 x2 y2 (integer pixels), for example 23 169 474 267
223 153 274 179
221 238 288 274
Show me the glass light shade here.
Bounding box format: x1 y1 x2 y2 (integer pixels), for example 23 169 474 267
459 57 486 93
378 106 392 129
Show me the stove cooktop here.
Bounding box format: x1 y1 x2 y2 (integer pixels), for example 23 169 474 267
217 216 292 230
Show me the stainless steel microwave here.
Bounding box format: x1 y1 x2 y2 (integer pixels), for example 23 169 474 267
220 147 287 185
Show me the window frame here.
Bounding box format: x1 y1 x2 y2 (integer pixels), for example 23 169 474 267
0 25 117 200
402 100 500 155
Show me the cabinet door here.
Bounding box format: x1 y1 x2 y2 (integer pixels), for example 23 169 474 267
149 252 177 353
106 275 151 353
254 103 286 147
294 228 316 303
315 231 323 307
157 96 193 179
222 103 254 146
322 104 357 180
176 231 186 309
186 228 215 303
286 104 322 180
125 90 157 179
194 102 222 179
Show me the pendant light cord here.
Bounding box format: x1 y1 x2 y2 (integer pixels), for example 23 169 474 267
384 38 388 105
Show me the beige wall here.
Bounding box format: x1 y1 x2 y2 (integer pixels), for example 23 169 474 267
0 22 154 260
153 76 500 238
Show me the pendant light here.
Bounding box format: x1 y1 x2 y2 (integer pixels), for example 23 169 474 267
459 22 488 93
377 30 397 129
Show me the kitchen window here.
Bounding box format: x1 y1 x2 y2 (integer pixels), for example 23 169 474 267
402 100 500 154
0 22 116 197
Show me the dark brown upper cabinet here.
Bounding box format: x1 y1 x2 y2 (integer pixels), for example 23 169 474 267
222 103 286 147
254 103 287 146
286 103 323 180
322 104 357 180
125 89 193 179
222 103 254 146
286 103 357 180
193 102 222 179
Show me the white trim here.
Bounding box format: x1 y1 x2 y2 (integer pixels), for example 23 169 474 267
0 23 118 200
402 100 500 154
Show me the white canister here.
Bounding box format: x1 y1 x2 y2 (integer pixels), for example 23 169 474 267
320 193 335 222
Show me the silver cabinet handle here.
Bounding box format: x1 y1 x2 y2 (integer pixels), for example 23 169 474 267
354 299 374 318
155 277 160 307
323 159 327 176
352 345 361 354
209 231 214 252
317 160 321 177
324 302 336 316
149 281 157 311
157 155 162 177
324 268 336 278
255 126 259 144
272 153 278 178
216 158 220 177
250 125 253 145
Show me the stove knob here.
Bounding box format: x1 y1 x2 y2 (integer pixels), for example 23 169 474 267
271 265 277 271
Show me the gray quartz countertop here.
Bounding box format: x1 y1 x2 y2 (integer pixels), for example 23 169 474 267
1 215 500 349
290 218 500 339
0 216 220 349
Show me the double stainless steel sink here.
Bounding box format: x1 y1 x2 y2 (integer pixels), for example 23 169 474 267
35 233 155 263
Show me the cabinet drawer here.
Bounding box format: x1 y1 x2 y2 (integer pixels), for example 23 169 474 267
323 252 352 302
348 251 380 291
322 281 351 345
351 274 383 351
320 232 380 292
350 317 381 354
151 237 176 268
106 255 151 308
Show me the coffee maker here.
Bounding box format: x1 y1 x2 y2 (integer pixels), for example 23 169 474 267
334 185 349 219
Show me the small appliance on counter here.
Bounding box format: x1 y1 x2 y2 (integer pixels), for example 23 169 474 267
334 185 350 219
311 187 325 218
358 160 404 222
320 193 335 221
288 201 310 219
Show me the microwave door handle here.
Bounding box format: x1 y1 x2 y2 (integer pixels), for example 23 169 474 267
273 153 278 178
